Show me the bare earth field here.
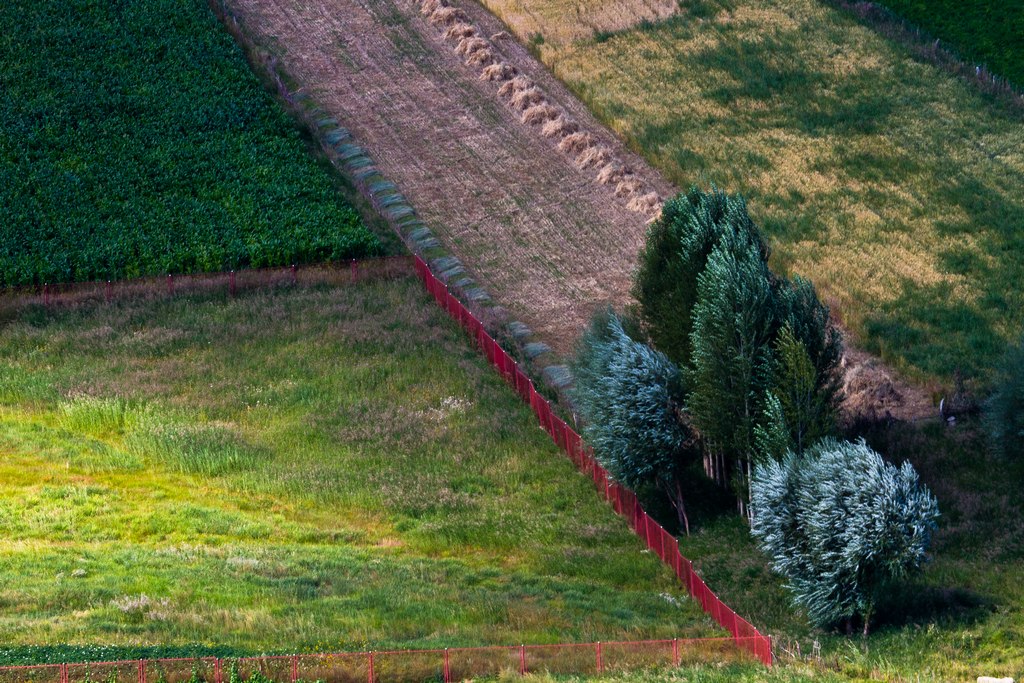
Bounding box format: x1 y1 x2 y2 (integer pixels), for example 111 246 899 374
226 0 676 356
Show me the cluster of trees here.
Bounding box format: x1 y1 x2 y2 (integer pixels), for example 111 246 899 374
572 186 939 634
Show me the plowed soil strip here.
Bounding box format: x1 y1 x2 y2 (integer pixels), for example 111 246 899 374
228 0 673 354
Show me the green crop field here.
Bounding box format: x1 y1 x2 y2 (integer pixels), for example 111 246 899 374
0 279 717 655
875 0 1024 87
0 0 382 288
481 0 1024 386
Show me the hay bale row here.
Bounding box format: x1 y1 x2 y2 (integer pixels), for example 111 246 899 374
521 103 559 125
465 48 493 66
510 86 544 111
541 115 577 138
558 131 594 155
498 75 533 98
430 6 467 26
420 0 444 15
455 36 488 56
627 191 661 214
614 176 643 198
596 162 627 185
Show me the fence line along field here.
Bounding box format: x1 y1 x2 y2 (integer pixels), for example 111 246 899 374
0 0 383 287
477 0 1024 385
0 279 719 651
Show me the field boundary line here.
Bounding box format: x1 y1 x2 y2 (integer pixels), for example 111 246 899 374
0 256 416 311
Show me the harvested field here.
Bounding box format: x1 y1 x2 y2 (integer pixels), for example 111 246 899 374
225 0 673 355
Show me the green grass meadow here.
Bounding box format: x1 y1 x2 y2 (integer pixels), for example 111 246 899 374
481 0 1024 387
0 280 717 654
0 0 382 287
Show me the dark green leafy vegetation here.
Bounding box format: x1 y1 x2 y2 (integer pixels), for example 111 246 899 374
984 334 1024 462
0 280 714 649
630 188 842 510
750 439 939 634
874 0 1024 86
0 0 381 287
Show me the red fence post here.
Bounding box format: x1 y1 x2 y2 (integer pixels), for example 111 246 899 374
43 283 50 307
291 655 298 683
673 638 679 667
230 270 236 297
137 659 144 683
520 645 526 675
367 652 374 683
291 264 298 285
214 659 222 683
167 274 173 296
443 648 450 683
596 642 603 674
105 280 112 303
351 259 358 283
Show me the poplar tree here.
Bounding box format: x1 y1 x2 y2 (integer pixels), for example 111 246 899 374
688 228 775 513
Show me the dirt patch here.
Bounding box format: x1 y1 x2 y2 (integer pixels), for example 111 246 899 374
227 0 672 357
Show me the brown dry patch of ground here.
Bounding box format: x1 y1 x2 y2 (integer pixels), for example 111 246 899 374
226 0 673 356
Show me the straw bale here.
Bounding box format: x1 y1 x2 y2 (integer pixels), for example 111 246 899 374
521 103 559 125
558 131 594 155
510 87 544 111
480 63 516 81
541 116 578 138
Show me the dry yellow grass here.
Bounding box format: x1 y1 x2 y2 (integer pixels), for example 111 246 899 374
477 0 1024 381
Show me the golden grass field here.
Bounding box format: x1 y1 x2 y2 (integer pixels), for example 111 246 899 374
479 0 1024 384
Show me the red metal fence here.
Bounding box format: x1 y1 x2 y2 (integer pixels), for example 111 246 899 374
413 255 773 667
0 638 764 683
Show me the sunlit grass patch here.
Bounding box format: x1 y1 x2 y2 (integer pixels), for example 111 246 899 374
0 280 716 651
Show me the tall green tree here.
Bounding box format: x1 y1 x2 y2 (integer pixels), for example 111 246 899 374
770 325 838 454
751 439 939 634
633 186 767 366
688 229 775 513
572 310 699 533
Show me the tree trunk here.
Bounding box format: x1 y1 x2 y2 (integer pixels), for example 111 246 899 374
674 479 690 536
